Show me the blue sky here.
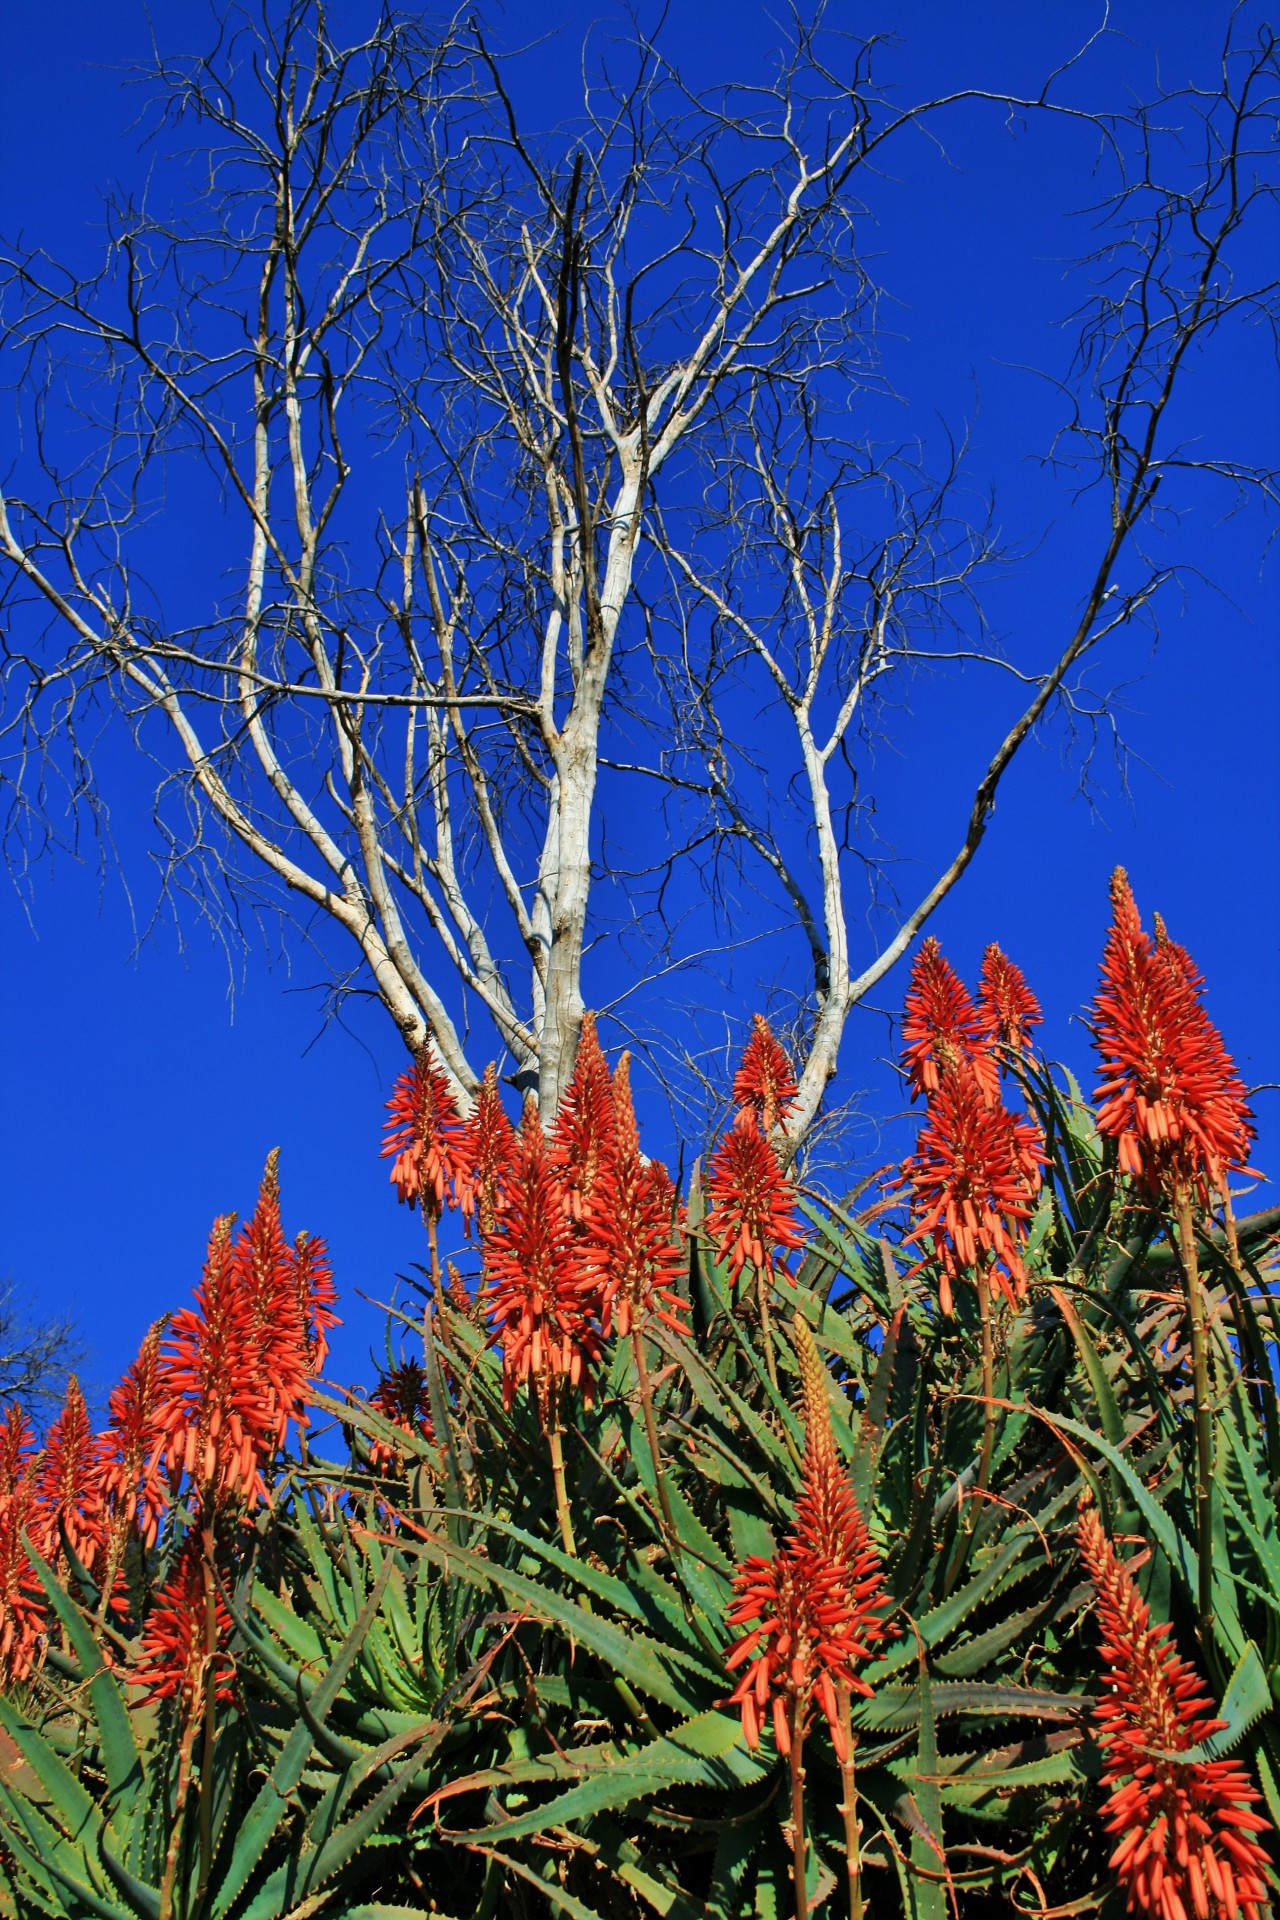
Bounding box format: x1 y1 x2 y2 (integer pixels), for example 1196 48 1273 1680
1 1 1276 1411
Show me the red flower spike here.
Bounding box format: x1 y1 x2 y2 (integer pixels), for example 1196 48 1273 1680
0 1408 45 1687
152 1215 276 1508
1091 871 1256 1210
591 1055 689 1340
977 945 1043 1057
98 1321 171 1551
724 1547 874 1762
133 1535 236 1712
367 1360 435 1474
382 1047 465 1216
898 1057 1044 1316
707 1111 805 1289
901 937 999 1105
482 1108 604 1418
456 1063 517 1236
0 1405 33 1503
551 1014 616 1223
725 1320 896 1762
290 1231 340 1375
229 1156 311 1452
34 1377 108 1575
733 1015 799 1134
1079 1505 1272 1920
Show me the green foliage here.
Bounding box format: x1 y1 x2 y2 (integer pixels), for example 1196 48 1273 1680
1 1065 1278 1918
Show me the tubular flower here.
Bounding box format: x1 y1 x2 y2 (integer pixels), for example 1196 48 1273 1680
97 1320 171 1551
456 1063 517 1236
152 1215 276 1508
0 1408 46 1687
724 1318 896 1762
591 1056 688 1340
366 1361 434 1473
230 1156 311 1450
707 1110 806 1288
1091 871 1255 1211
724 1548 873 1761
382 1047 465 1215
899 1057 1044 1316
901 936 999 1104
481 1109 604 1418
790 1317 896 1654
551 1014 616 1223
133 1536 236 1712
33 1377 108 1575
1079 1505 1272 1920
290 1231 340 1375
732 1015 799 1134
977 945 1043 1057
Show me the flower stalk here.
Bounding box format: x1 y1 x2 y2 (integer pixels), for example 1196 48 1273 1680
1176 1190 1216 1648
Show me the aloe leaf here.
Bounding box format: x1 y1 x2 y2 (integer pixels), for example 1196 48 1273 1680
906 1644 947 1920
867 1530 1041 1681
401 1530 719 1711
1049 1286 1124 1449
1043 1412 1249 1667
0 1778 126 1920
456 1709 767 1845
212 1556 395 1918
23 1542 140 1803
933 1593 1056 1677
475 1849 609 1920
858 1682 1090 1732
703 1816 762 1920
0 1695 97 1839
95 1825 161 1920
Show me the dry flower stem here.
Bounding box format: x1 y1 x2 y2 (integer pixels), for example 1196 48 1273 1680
837 1686 864 1920
789 1707 810 1920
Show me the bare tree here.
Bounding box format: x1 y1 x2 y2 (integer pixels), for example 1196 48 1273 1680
1 4 1276 1144
0 1281 83 1417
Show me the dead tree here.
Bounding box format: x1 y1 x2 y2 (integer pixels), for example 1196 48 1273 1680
1 5 1276 1142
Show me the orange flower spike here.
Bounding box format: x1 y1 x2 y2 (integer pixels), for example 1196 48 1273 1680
0 1404 33 1502
456 1063 517 1235
34 1376 108 1574
901 936 999 1104
899 1057 1044 1316
592 1055 688 1340
0 1407 45 1686
707 1110 805 1289
289 1231 340 1375
791 1316 896 1653
481 1107 603 1418
133 1535 236 1712
98 1320 171 1550
152 1214 274 1508
382 1047 465 1215
733 1015 799 1134
231 1155 311 1450
1091 871 1255 1210
977 945 1043 1057
550 1014 616 1224
724 1319 895 1762
1079 1506 1272 1920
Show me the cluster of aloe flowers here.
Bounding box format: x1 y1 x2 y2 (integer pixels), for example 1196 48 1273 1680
0 870 1274 1920
381 1013 806 1554
0 1155 336 1716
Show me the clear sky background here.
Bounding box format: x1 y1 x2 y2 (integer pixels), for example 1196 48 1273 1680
2 1 1277 1413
